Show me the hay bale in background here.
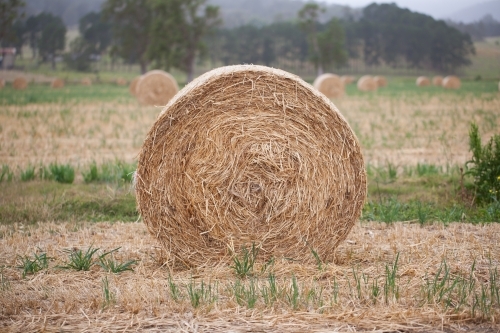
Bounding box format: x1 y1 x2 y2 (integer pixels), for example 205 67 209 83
432 76 443 86
0 79 5 89
135 65 367 266
443 76 461 89
129 76 141 96
313 73 345 98
13 77 28 90
357 75 377 92
116 78 127 86
51 78 64 89
340 75 355 85
416 76 431 87
81 77 92 86
374 76 387 87
135 70 179 106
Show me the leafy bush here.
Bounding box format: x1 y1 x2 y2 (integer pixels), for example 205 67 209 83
466 123 500 204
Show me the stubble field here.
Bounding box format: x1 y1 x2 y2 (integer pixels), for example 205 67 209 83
0 78 499 332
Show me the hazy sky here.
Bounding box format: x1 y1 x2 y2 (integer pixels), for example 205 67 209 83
321 0 486 18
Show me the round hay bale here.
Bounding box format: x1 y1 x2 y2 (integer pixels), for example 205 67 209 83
340 75 355 85
373 75 387 87
357 75 377 92
81 77 92 86
135 70 179 106
432 76 443 86
129 76 141 96
135 65 367 267
51 78 65 89
116 77 127 86
313 73 345 98
13 77 28 90
416 76 431 87
442 76 461 89
0 79 5 89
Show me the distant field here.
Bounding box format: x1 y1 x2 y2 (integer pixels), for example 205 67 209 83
0 77 499 331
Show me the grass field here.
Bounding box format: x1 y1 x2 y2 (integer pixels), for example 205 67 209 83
0 76 499 332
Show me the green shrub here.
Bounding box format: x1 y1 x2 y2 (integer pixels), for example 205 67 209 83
466 123 500 204
20 165 36 182
49 163 75 184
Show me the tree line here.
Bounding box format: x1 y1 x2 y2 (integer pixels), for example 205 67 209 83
0 0 476 79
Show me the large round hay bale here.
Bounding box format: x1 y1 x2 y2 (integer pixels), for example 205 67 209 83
81 77 92 86
373 75 387 87
135 65 367 266
357 75 377 92
313 73 344 98
442 76 461 89
416 76 430 87
0 79 5 89
116 77 127 86
13 77 28 90
340 75 355 85
51 78 65 89
432 76 443 86
129 76 141 96
135 70 179 106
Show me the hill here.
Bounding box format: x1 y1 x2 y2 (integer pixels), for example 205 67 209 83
448 0 500 23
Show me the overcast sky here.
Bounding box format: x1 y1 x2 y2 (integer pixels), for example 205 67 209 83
321 0 486 18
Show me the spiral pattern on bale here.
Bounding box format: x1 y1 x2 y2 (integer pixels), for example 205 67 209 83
135 65 367 266
313 73 344 99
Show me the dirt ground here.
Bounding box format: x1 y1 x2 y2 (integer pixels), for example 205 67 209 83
1 221 499 332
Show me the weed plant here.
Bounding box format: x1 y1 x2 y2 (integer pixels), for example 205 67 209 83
231 243 259 278
101 276 116 309
0 165 13 182
59 246 99 271
49 163 75 184
17 252 50 278
98 247 137 273
20 165 35 182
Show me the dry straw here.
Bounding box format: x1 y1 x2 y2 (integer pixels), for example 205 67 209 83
340 75 355 85
116 77 127 86
129 76 141 96
13 77 28 90
135 65 367 267
373 75 387 87
416 76 430 87
313 73 345 98
432 76 443 86
51 78 64 89
443 76 461 89
81 77 92 86
357 75 377 92
135 70 179 106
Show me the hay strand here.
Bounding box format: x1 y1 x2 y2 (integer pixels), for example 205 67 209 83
135 70 179 106
136 65 367 267
129 76 141 96
357 75 377 92
373 76 387 87
13 77 28 90
442 76 461 89
416 76 430 87
313 73 345 98
432 76 443 86
50 78 64 89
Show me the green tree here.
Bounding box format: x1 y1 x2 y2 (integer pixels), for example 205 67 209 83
102 0 152 74
79 12 111 54
298 3 324 75
148 0 221 82
317 19 348 71
38 14 66 69
0 0 25 43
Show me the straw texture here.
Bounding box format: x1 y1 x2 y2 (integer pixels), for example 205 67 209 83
135 70 179 106
416 76 430 87
374 76 387 87
81 77 92 86
51 78 64 89
129 76 141 96
357 75 377 92
313 73 345 98
13 77 28 90
135 65 367 267
340 75 355 85
432 76 443 86
443 76 461 89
